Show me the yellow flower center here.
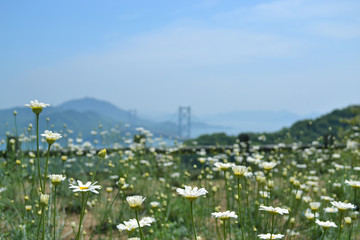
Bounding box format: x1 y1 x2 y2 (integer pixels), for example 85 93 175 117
31 107 43 114
185 196 198 201
79 186 89 190
219 216 229 221
47 138 56 144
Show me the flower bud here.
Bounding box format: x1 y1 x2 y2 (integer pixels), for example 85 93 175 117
40 194 49 207
97 149 107 159
117 178 126 188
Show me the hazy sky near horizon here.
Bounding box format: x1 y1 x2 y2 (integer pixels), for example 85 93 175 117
1 0 359 115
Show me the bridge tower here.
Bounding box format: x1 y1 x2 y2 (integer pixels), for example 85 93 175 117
178 106 191 139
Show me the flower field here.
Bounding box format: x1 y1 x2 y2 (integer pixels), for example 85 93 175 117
0 100 359 240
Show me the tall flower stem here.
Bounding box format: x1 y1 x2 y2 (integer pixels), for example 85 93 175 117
53 186 57 240
215 219 221 240
36 207 44 240
75 193 86 240
42 208 45 240
223 220 227 240
337 211 343 240
348 223 353 240
190 201 197 240
237 177 245 240
270 214 275 239
43 144 51 193
14 113 18 137
320 228 327 240
135 210 145 240
354 189 357 207
313 213 317 239
36 113 42 191
91 159 101 182
224 171 231 238
224 172 230 209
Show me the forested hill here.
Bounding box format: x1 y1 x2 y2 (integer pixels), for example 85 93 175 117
185 105 360 146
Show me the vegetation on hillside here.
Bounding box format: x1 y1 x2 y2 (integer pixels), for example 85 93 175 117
185 105 360 146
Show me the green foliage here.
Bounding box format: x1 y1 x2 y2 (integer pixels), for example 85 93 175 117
186 133 236 146
187 105 360 145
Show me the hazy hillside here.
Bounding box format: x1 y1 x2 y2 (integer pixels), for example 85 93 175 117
185 105 360 146
0 98 230 144
3 98 353 146
59 97 130 122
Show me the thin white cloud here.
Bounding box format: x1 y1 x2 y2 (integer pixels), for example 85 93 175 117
254 0 360 19
310 22 360 39
118 27 300 65
214 0 360 39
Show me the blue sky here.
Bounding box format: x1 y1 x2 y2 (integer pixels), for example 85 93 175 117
1 0 359 115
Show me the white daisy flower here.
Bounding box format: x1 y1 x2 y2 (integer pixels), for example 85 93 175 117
258 233 284 239
176 185 208 201
69 180 101 194
48 174 66 186
126 195 146 209
116 219 138 232
331 201 356 211
211 211 238 221
259 205 289 215
41 130 62 144
345 180 360 188
232 165 248 177
214 162 235 171
25 100 50 114
260 162 277 170
315 219 337 228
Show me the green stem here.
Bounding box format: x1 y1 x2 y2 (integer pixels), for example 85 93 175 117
348 223 353 240
75 193 86 240
190 201 197 240
53 186 57 240
42 208 45 240
135 210 145 240
43 144 51 193
337 211 343 240
237 178 245 240
224 172 230 209
215 219 221 240
36 208 44 240
14 114 18 137
223 220 226 240
36 113 42 191
321 228 327 240
244 178 249 225
91 157 102 182
313 213 316 239
354 188 357 207
270 214 275 239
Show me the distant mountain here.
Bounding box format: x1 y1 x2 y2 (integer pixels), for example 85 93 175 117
2 97 329 146
263 105 359 144
59 98 228 137
0 106 115 145
0 98 230 145
59 97 130 122
185 105 360 145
